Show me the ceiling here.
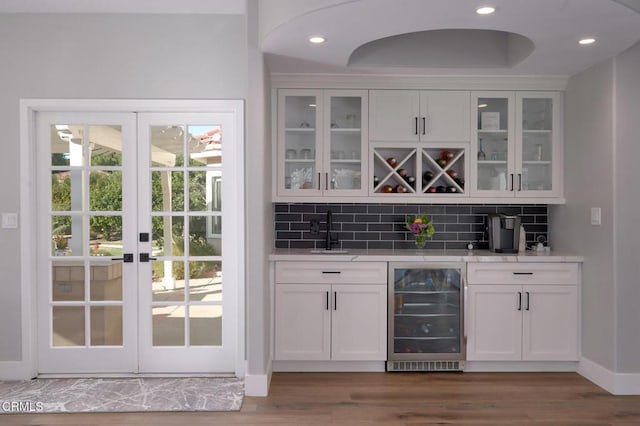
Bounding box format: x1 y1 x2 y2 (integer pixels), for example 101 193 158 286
1 0 638 76
260 0 640 76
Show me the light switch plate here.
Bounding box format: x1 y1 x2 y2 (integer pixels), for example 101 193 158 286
1 212 18 229
590 207 601 226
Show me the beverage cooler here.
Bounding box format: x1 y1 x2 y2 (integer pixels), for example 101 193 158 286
387 262 465 371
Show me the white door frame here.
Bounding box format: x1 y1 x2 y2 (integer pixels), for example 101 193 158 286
19 99 245 379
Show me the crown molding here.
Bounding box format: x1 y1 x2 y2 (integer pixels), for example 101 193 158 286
270 73 569 91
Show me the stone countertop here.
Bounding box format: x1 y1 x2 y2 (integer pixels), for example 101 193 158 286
269 248 583 263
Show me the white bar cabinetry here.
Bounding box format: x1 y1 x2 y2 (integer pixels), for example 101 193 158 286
274 261 387 361
466 262 579 361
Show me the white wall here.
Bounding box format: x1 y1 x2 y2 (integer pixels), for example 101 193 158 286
552 39 640 380
614 40 640 373
0 13 248 361
550 59 616 370
245 0 274 395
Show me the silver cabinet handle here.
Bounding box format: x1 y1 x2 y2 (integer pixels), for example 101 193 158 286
422 117 426 135
325 172 329 191
334 291 337 310
326 291 329 310
526 292 530 311
513 272 533 275
317 172 321 190
510 174 515 191
414 117 418 135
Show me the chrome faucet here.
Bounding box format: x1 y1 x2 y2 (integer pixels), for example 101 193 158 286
325 210 338 250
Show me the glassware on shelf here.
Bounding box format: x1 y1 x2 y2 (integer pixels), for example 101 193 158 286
478 138 486 160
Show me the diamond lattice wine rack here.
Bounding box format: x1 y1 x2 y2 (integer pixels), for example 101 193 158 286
371 143 468 196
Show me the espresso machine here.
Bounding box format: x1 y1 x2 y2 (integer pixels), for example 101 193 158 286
486 214 521 253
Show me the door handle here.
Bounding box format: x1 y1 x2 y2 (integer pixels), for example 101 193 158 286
334 291 337 310
139 253 157 263
525 292 530 311
510 174 515 191
414 117 418 135
422 117 426 135
326 291 329 310
517 292 522 311
317 173 321 190
518 173 522 191
112 253 134 263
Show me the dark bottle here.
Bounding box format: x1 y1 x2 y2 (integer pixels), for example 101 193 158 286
406 176 416 189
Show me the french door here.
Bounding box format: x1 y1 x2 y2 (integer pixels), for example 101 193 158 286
36 110 240 374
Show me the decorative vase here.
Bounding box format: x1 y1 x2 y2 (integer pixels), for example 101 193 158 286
414 235 427 249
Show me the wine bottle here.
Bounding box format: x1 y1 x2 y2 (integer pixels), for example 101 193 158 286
478 138 486 160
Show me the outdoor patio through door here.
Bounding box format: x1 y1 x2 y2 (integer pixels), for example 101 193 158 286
36 109 241 375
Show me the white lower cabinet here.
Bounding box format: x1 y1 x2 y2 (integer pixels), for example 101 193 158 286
274 262 387 361
466 263 579 361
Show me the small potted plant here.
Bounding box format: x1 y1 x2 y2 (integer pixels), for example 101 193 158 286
405 214 435 249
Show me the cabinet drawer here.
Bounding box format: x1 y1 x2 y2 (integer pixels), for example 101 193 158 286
467 262 578 285
275 261 387 284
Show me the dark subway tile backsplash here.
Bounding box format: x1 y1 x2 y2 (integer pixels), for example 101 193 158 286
274 203 548 250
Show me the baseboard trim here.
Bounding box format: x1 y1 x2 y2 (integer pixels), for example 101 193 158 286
464 361 578 372
578 357 640 395
244 367 272 397
0 361 35 380
272 360 386 372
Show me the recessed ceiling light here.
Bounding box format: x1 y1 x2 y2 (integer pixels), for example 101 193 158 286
476 6 495 15
308 103 317 107
578 37 596 45
309 36 326 44
478 103 488 108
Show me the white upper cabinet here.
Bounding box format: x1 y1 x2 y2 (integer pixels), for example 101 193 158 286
470 91 562 199
369 90 470 143
276 89 368 198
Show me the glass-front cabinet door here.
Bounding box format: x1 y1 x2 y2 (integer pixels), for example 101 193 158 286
471 92 515 197
516 92 561 197
324 90 367 195
471 91 561 199
277 89 323 196
276 89 368 198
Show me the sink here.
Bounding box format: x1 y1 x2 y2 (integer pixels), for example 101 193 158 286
309 249 350 254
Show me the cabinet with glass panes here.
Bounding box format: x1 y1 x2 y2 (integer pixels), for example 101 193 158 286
470 91 562 198
276 89 368 198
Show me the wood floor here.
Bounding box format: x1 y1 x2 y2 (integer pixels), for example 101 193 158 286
3 372 640 425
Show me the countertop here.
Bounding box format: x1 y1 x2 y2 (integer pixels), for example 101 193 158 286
269 248 583 263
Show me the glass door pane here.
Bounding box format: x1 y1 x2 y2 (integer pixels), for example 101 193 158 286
328 95 362 191
283 95 318 191
476 97 510 191
521 97 553 191
147 123 222 349
388 263 464 360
